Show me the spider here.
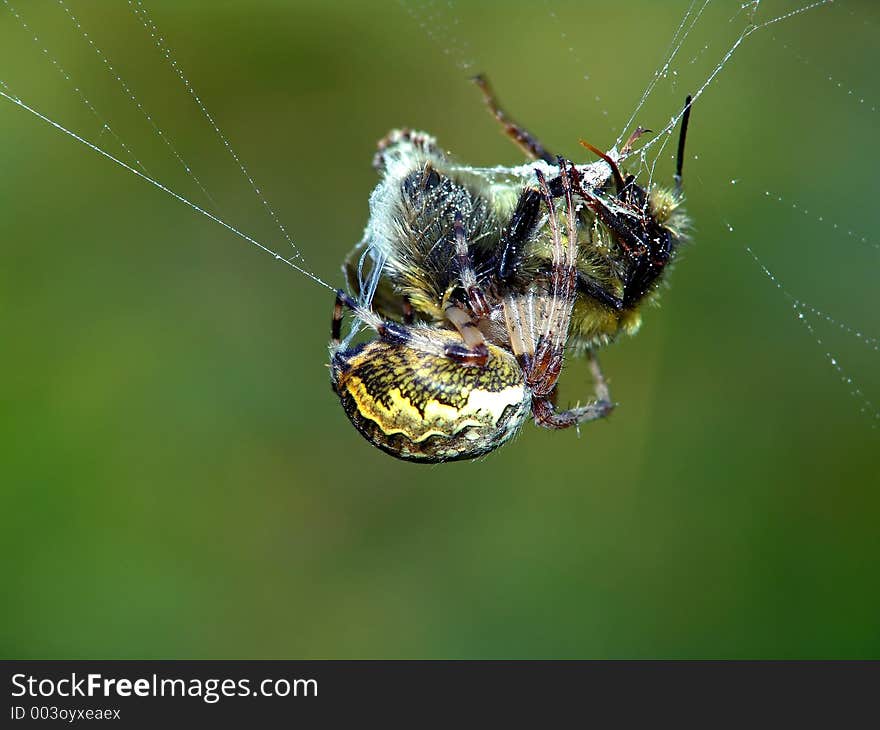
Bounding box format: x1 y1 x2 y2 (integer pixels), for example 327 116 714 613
329 77 692 462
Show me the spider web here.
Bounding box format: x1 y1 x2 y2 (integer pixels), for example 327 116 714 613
0 0 876 432
0 0 333 290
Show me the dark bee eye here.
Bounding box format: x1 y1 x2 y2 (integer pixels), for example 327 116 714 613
331 332 531 463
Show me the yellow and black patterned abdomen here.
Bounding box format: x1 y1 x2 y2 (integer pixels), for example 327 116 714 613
331 332 531 462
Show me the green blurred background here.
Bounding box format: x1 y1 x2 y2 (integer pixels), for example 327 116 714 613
2 0 878 658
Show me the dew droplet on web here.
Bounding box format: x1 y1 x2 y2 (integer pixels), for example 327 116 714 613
745 247 879 428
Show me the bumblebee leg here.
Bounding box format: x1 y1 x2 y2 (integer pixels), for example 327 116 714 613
578 189 646 256
575 187 673 307
586 349 612 405
495 187 543 281
532 350 614 429
473 74 555 163
575 271 625 311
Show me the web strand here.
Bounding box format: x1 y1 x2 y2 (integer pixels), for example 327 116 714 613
128 0 307 264
2 0 145 173
617 0 711 149
636 0 835 159
0 84 335 294
55 0 219 211
746 245 878 428
775 35 878 115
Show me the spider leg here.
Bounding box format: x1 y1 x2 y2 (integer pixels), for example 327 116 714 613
509 162 614 430
331 290 485 365
444 304 489 367
333 211 494 368
473 74 555 163
332 290 441 354
451 211 490 318
508 161 577 397
331 290 348 343
441 212 492 366
532 349 614 429
533 397 613 429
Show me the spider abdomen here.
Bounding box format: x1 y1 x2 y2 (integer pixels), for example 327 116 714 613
331 332 530 462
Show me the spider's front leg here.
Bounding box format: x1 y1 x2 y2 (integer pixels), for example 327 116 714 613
331 289 482 366
330 290 533 464
532 350 615 429
332 214 494 370
332 290 445 357
521 161 614 430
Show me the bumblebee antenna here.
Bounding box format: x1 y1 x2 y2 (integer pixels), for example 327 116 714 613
674 95 693 194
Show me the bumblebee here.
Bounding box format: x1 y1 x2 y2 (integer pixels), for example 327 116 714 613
330 77 691 462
